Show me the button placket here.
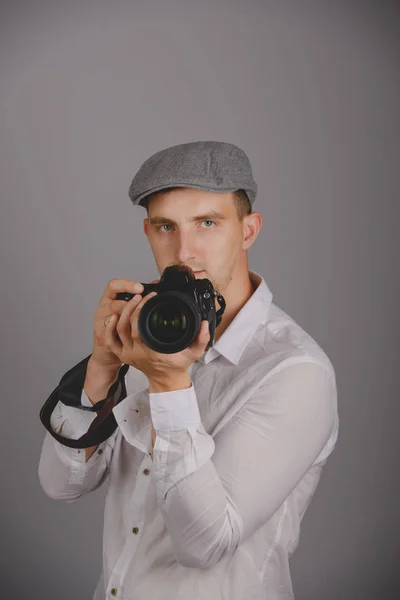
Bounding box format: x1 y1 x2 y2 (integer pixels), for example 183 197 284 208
106 398 155 597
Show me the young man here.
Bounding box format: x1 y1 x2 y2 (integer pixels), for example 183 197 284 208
38 141 339 600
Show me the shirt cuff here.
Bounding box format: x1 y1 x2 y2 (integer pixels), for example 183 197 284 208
149 384 201 430
56 403 97 438
49 402 102 481
81 389 93 408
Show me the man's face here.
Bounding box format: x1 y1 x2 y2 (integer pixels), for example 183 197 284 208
143 188 250 295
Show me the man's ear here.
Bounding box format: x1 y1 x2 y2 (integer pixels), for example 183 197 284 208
242 212 262 250
143 218 149 236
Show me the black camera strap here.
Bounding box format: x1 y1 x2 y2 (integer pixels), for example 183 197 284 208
214 291 226 326
39 355 130 449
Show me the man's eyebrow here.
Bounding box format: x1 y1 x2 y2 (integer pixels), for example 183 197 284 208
148 211 227 226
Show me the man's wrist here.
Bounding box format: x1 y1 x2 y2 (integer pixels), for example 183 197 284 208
84 357 121 405
148 372 192 393
88 355 121 378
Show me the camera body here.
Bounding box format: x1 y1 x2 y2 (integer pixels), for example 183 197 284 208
116 265 226 354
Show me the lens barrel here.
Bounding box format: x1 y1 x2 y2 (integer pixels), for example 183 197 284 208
138 291 202 353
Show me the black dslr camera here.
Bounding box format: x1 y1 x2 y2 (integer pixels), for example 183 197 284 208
116 265 226 354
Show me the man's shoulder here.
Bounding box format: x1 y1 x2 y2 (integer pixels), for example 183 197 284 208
251 302 336 382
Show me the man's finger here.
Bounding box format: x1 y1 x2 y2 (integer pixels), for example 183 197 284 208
189 321 210 355
101 279 144 303
104 315 122 358
200 321 210 348
116 295 141 347
130 292 158 339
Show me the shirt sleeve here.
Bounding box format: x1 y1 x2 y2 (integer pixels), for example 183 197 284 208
148 361 338 569
149 383 215 504
38 384 123 501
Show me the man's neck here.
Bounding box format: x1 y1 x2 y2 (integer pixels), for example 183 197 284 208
213 272 256 343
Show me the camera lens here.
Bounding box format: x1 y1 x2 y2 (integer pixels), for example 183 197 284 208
148 302 188 343
138 291 201 353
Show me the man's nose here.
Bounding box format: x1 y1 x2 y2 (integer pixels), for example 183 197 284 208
175 230 197 264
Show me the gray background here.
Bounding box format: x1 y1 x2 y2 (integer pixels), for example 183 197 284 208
1 1 398 598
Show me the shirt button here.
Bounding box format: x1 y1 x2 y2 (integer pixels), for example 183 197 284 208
143 468 150 476
111 588 117 596
132 527 139 535
98 449 103 455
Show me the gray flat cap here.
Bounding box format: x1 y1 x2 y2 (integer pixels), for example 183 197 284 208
128 141 257 207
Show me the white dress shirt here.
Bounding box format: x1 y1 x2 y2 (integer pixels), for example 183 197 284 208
38 271 339 600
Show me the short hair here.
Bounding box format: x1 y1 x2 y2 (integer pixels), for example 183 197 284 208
142 188 252 221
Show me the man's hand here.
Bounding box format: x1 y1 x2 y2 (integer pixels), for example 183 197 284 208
91 278 147 371
103 292 210 387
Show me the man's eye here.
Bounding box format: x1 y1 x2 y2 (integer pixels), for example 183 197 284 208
158 221 216 232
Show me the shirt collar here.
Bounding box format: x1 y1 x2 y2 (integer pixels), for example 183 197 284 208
202 271 273 366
